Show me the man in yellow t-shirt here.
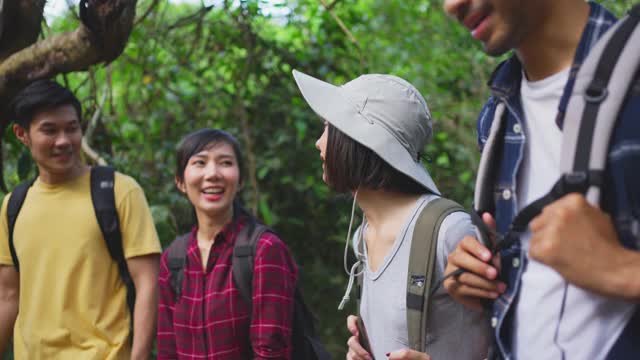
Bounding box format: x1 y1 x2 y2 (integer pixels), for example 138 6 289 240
0 80 161 359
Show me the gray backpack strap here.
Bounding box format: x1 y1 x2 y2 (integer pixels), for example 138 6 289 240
167 233 190 301
232 220 269 315
503 4 640 239
352 226 375 355
406 197 465 352
561 5 640 206
473 102 507 214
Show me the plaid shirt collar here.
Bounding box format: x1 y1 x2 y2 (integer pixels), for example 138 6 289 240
188 211 248 248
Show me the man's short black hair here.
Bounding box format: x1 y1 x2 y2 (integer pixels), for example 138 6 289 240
9 80 82 129
324 124 426 194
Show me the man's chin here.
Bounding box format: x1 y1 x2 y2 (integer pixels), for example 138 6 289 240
45 161 82 176
483 41 512 57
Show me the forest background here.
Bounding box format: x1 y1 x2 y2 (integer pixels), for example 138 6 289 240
1 0 634 358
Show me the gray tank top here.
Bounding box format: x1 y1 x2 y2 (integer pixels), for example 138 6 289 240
357 194 489 359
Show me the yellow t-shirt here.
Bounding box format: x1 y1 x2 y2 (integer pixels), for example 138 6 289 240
0 170 161 359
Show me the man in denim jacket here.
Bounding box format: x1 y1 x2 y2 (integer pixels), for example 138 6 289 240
443 0 640 359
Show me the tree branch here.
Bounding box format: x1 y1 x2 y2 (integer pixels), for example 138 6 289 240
318 0 359 47
134 0 161 26
82 138 108 165
232 6 260 215
0 0 137 191
0 0 5 42
168 4 214 31
0 0 46 62
326 0 339 11
0 0 136 119
84 89 108 143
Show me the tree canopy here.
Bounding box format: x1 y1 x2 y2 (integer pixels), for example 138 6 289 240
1 0 635 358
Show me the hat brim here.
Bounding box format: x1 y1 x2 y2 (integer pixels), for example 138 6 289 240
293 70 440 195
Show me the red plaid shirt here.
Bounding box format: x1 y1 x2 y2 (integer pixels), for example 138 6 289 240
157 217 298 359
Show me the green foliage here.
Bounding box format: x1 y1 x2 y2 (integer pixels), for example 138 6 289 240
2 0 635 358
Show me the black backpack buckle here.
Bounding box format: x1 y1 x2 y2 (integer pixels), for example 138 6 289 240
557 172 590 195
584 83 608 104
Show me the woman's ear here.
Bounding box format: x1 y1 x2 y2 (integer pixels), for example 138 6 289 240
175 176 186 193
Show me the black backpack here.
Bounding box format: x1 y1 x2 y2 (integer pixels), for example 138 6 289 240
165 219 332 360
6 166 136 317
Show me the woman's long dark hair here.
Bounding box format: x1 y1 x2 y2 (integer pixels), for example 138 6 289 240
175 128 252 221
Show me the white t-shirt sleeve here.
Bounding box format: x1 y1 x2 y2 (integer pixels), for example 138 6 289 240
436 211 475 275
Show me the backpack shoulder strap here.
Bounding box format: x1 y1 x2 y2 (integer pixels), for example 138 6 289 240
473 101 507 215
561 4 640 206
90 166 135 315
166 233 190 301
504 6 640 235
232 219 270 314
6 180 35 272
406 197 465 352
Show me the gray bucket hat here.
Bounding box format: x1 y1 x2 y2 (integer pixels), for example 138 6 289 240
292 70 440 195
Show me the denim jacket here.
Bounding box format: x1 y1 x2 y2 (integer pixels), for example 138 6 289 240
475 2 640 359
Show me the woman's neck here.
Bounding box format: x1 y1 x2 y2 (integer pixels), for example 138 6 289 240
356 189 423 246
195 207 234 243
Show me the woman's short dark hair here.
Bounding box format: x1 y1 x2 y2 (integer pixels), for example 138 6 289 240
324 124 426 194
9 80 82 129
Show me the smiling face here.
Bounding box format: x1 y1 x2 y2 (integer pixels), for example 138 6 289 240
13 105 84 182
443 0 537 56
176 141 241 222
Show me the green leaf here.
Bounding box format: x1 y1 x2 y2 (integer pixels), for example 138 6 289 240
17 150 33 181
258 197 273 225
436 153 450 167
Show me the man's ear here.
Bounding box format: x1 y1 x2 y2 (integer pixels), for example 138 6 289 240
13 124 30 146
175 176 186 193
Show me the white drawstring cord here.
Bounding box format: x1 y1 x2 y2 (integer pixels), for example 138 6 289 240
338 190 364 310
343 190 359 275
338 261 361 310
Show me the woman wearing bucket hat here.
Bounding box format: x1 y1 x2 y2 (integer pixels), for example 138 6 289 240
293 70 489 360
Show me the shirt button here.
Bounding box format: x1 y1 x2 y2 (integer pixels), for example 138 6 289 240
491 316 498 328
502 189 512 200
513 123 522 134
513 257 521 268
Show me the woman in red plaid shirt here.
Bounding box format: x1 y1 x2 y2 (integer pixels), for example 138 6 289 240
157 129 298 359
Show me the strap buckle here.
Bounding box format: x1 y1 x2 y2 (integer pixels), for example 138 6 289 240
584 83 608 104
556 172 590 195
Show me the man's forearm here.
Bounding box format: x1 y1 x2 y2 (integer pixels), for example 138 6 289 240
131 282 157 360
606 248 640 302
0 265 19 354
0 297 18 354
